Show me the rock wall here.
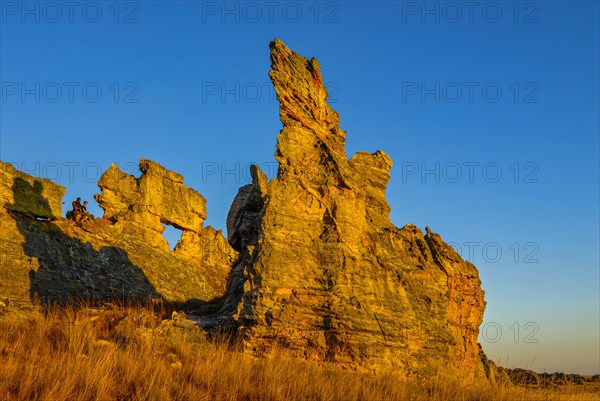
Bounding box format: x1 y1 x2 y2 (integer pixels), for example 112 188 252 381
219 39 487 381
0 159 237 308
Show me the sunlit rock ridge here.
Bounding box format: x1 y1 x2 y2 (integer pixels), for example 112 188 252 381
0 39 488 382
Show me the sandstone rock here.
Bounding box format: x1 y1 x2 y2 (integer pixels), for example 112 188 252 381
0 159 237 307
0 161 65 219
218 39 487 382
155 314 208 345
171 311 197 329
95 158 206 233
0 39 496 383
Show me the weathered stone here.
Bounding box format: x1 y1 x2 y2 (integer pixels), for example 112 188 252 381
95 158 206 234
0 161 65 219
0 159 237 307
219 39 487 382
0 39 498 383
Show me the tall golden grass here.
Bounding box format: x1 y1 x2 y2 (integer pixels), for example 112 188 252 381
0 304 595 401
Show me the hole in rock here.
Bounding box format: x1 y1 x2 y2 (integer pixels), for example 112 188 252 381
161 223 183 251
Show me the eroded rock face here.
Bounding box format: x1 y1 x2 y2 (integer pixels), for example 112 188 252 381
220 39 487 381
1 39 490 382
0 159 237 308
0 161 66 219
95 159 206 234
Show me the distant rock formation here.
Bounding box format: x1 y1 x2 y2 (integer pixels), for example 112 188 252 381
498 367 600 387
0 159 237 308
219 39 487 381
0 39 491 383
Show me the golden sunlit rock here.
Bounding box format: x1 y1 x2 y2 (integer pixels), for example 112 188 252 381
219 39 487 382
1 39 488 383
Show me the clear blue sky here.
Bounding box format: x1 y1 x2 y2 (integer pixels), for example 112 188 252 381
1 1 598 374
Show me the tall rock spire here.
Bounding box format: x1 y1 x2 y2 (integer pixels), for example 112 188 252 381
222 39 487 382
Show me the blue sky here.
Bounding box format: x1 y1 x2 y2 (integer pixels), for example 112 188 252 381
1 1 598 374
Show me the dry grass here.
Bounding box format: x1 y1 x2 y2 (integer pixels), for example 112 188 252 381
0 304 596 401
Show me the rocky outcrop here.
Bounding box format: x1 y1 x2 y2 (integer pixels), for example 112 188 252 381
219 39 487 382
497 367 600 387
1 39 492 383
0 159 237 308
0 161 65 219
95 159 206 237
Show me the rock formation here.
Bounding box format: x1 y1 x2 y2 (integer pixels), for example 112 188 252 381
0 162 65 219
0 39 490 383
0 159 237 308
219 39 487 381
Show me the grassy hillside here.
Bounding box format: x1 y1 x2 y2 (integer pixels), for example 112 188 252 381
0 304 597 401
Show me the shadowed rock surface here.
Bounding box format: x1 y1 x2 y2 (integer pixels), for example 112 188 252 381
0 162 65 219
0 160 237 308
219 39 487 381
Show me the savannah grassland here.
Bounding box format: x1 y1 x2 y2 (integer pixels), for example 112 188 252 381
0 305 597 401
